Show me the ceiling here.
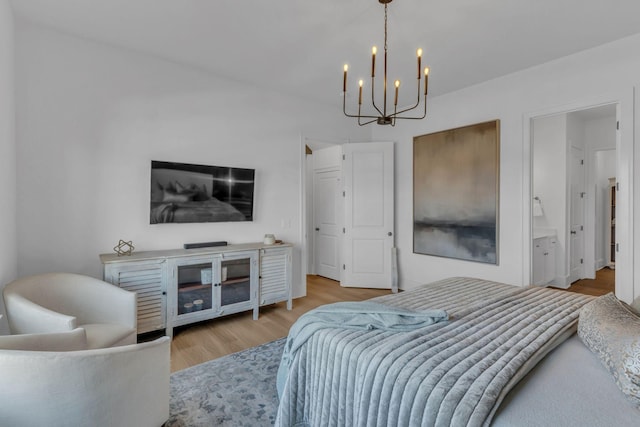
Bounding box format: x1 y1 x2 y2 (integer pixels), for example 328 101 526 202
10 0 640 107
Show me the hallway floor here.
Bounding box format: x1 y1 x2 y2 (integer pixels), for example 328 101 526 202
563 267 615 297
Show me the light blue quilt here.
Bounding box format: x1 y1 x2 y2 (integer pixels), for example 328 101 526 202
276 301 449 396
275 277 593 427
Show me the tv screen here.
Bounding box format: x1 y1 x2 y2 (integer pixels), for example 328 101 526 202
150 160 255 224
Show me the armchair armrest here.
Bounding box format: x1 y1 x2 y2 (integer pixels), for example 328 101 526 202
73 280 137 330
0 336 170 427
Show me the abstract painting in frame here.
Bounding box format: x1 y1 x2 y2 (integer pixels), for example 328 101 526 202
413 120 500 264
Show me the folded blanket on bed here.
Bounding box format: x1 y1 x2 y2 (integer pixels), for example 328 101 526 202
276 301 448 396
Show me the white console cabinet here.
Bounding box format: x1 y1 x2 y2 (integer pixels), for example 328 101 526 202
101 242 292 337
532 234 556 286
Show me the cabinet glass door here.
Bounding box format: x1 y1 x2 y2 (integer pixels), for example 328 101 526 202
220 257 251 309
177 262 214 315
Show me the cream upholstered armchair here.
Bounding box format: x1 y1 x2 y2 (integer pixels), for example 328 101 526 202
0 334 170 427
3 272 137 349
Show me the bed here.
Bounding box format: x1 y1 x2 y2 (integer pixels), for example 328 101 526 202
276 277 640 426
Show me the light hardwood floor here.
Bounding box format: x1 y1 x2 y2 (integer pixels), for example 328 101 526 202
170 275 391 372
563 267 615 297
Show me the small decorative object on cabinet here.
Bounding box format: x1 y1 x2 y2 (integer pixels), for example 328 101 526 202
101 242 292 337
113 239 135 256
263 234 276 245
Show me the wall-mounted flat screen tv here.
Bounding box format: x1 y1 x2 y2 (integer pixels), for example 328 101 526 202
150 160 255 224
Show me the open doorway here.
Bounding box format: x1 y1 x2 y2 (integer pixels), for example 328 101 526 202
531 104 617 294
309 145 343 282
301 139 396 291
302 139 344 288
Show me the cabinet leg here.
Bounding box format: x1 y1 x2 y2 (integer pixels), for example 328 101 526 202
253 307 259 320
287 299 292 310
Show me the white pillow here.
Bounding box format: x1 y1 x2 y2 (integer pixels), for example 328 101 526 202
0 328 87 351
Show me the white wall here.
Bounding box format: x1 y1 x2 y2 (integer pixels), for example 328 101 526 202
532 114 567 282
14 21 369 299
0 0 16 334
532 115 567 231
585 116 617 153
12 19 640 303
369 32 640 301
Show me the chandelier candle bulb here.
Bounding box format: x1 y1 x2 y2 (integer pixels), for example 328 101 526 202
371 46 377 77
417 48 422 79
358 80 364 104
424 67 429 95
343 64 348 93
394 80 400 105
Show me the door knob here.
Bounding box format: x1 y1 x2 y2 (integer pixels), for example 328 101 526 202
570 231 576 235
315 227 320 231
388 232 393 236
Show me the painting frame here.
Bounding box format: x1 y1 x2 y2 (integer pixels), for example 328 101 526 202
413 120 500 264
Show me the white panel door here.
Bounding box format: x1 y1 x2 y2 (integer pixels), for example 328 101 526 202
342 142 394 289
570 147 585 283
313 169 341 281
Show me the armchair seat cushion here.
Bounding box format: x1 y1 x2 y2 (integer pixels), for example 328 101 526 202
0 328 88 351
82 323 136 349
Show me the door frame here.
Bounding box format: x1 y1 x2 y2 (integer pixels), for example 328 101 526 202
299 136 348 293
522 87 635 302
569 145 586 283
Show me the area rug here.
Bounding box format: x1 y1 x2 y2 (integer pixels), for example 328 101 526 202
166 338 285 426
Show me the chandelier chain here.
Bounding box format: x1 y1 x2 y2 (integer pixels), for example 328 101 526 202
384 4 388 54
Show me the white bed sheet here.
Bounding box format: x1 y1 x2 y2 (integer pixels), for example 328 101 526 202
492 334 639 426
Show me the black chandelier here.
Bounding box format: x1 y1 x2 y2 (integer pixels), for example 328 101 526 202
342 0 429 126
